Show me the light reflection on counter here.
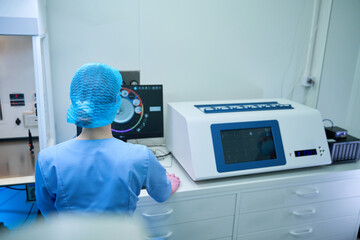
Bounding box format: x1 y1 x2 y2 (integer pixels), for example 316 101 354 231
0 138 39 179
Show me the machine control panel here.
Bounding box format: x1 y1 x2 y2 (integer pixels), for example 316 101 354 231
9 93 25 107
195 101 293 114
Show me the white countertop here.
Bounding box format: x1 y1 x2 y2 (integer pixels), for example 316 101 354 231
2 143 360 197
139 146 360 203
0 138 38 187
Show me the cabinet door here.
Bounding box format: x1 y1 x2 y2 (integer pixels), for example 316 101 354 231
237 215 359 240
146 216 234 240
238 197 360 234
240 179 360 212
135 194 236 227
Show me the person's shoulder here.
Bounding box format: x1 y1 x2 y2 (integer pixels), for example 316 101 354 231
109 138 147 151
41 139 74 152
38 139 74 162
115 140 150 159
127 142 148 151
129 142 149 154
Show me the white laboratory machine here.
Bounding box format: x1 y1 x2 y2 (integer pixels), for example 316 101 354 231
166 99 331 181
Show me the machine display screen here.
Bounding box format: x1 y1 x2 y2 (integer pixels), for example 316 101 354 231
211 120 286 173
111 85 163 140
295 149 317 157
220 127 277 164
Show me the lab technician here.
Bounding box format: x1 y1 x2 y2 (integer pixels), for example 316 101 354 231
35 63 180 217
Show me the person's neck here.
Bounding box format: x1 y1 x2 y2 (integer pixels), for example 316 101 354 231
76 124 113 140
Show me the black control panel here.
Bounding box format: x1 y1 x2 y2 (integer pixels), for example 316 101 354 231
10 93 25 107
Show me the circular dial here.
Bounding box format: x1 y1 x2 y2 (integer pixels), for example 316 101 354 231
112 87 144 133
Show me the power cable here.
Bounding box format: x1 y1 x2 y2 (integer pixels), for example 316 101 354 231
19 203 35 228
4 186 26 191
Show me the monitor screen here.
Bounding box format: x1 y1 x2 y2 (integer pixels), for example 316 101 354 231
220 127 277 164
211 120 286 173
77 85 163 141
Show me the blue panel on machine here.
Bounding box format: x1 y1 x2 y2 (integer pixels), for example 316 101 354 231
195 101 293 114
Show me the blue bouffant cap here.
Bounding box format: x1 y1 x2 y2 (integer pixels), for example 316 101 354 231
67 63 122 128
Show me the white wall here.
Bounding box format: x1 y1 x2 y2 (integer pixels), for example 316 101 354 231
46 0 318 143
45 0 353 143
139 0 331 109
346 48 360 138
139 0 312 101
47 0 139 141
317 0 360 138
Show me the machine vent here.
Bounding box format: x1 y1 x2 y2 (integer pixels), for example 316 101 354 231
331 142 360 162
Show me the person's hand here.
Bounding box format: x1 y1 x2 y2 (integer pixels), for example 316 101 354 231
167 173 180 195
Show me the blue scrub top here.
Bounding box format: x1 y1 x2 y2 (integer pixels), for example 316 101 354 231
35 138 171 217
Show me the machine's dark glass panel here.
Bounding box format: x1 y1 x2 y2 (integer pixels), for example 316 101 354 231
295 149 317 157
220 127 277 164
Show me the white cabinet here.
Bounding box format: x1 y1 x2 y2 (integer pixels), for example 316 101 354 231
238 197 360 234
238 216 359 240
135 194 236 240
240 179 360 212
145 216 234 240
137 160 360 240
237 180 360 239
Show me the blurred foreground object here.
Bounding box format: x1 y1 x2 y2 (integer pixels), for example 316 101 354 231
0 214 146 240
